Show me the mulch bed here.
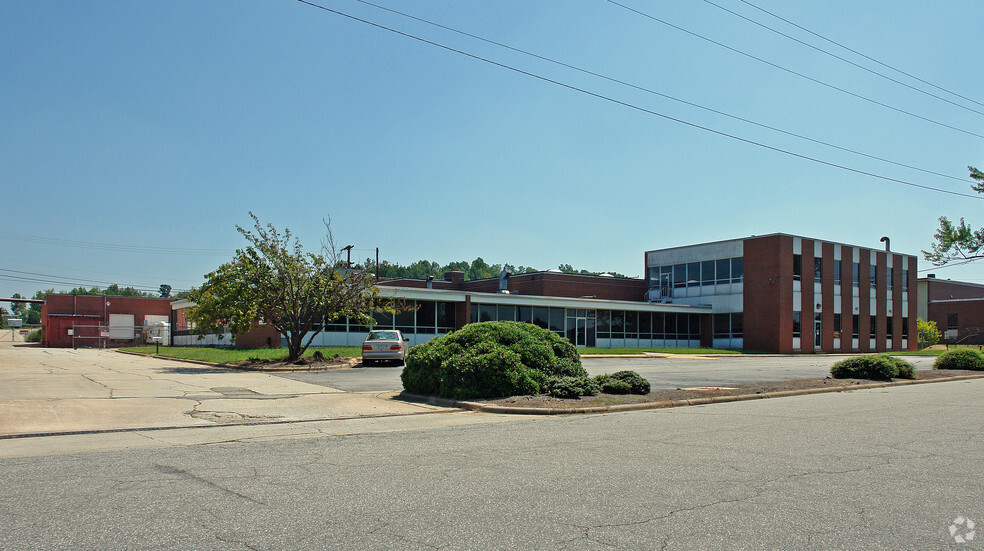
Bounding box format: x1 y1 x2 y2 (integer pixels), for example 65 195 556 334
477 369 984 409
228 353 360 371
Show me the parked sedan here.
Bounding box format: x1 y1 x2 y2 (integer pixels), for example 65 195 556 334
361 330 409 366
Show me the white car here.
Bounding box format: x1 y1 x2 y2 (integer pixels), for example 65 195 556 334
361 330 409 366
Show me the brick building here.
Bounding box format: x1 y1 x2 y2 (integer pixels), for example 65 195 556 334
917 277 984 345
41 295 173 348
645 234 917 353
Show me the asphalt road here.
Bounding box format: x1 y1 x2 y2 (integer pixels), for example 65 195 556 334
276 355 940 392
2 377 981 549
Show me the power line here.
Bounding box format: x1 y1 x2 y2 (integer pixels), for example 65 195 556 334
351 0 972 185
295 0 984 200
0 269 188 294
604 0 984 140
704 0 984 117
0 231 234 256
731 0 984 109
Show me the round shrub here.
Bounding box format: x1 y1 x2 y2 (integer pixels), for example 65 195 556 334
933 348 984 371
401 321 589 399
545 376 600 399
830 354 914 380
594 370 651 394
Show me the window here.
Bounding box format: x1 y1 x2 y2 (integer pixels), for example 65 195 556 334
834 260 842 286
437 302 456 332
833 314 842 339
687 262 700 287
715 259 730 285
852 315 859 339
902 317 908 339
870 265 877 289
639 312 651 338
870 315 877 339
549 308 565 334
902 269 910 291
714 314 730 338
887 267 893 291
886 316 893 338
947 313 959 332
664 313 677 338
610 310 624 338
417 301 436 334
652 312 664 339
596 310 610 337
624 311 638 339
395 307 415 333
532 307 549 329
497 304 516 322
517 306 532 324
731 313 743 338
792 311 801 338
853 262 860 287
814 258 822 281
673 264 687 289
731 257 743 283
793 254 802 281
701 261 715 285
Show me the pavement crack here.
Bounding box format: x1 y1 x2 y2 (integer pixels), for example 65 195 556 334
155 464 265 505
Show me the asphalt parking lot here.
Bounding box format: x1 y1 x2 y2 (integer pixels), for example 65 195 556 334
274 354 940 391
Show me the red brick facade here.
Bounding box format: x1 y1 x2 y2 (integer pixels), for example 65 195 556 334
42 295 173 348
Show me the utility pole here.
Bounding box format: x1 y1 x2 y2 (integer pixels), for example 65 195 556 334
341 244 354 269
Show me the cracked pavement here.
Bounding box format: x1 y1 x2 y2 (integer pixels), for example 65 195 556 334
1 376 983 549
0 347 455 439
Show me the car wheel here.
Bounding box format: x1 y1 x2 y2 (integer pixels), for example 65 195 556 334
363 359 373 367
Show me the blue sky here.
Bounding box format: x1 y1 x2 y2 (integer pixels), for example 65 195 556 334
2 0 983 301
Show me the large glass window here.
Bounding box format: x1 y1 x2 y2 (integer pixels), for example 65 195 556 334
416 301 436 334
870 265 877 289
793 254 802 281
731 258 743 283
517 306 532 324
624 311 638 339
886 316 893 338
870 315 877 339
437 302 456 332
902 317 908 339
834 260 842 286
673 264 687 289
887 267 893 291
852 314 859 339
549 308 565 334
664 313 677 338
479 304 496 322
372 311 393 329
532 307 549 329
596 310 610 337
687 263 700 287
714 314 730 338
653 313 664 339
701 261 715 285
814 258 822 281
731 313 743 338
715 259 730 285
395 307 415 333
497 305 516 322
639 311 651 338
610 310 624 338
853 262 860 287
947 313 959 332
792 311 801 338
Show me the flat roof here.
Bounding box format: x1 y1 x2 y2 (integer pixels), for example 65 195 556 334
375 286 711 313
644 233 915 257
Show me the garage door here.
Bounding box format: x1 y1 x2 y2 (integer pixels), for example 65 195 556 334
109 314 135 340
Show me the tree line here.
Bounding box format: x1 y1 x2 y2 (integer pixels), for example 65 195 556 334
367 258 628 281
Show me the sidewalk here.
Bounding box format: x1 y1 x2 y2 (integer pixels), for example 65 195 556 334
0 347 450 438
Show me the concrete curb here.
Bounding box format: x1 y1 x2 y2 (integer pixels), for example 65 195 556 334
115 349 361 372
399 373 984 415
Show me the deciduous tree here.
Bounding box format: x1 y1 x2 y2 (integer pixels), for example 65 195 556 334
925 165 984 265
189 214 385 362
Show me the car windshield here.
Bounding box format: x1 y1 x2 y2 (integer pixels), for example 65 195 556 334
366 331 399 341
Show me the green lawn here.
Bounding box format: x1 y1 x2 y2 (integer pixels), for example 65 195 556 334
578 347 741 355
120 346 362 363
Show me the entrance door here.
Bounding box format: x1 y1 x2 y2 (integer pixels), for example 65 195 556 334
566 310 596 347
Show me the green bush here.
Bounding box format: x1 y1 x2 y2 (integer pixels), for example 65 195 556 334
545 376 600 399
933 349 984 371
594 370 651 394
401 321 588 399
830 355 915 380
24 328 41 343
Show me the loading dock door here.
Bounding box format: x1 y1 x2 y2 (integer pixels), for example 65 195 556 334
109 314 135 340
